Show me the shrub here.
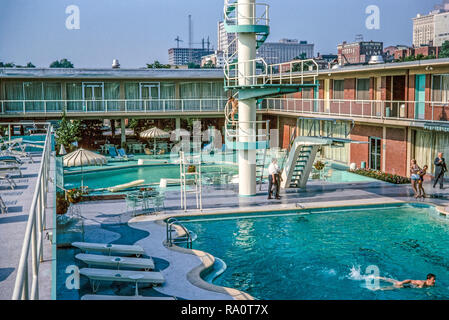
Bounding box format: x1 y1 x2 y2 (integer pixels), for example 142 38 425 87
349 168 410 184
314 160 325 171
56 192 70 215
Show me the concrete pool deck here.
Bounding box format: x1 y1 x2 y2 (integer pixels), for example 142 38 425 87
63 177 449 300
0 154 55 300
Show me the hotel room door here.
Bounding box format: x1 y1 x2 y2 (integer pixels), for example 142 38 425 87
83 83 104 112
140 83 160 111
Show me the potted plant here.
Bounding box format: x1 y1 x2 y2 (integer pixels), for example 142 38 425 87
67 188 82 204
56 192 70 215
187 165 196 173
314 160 325 171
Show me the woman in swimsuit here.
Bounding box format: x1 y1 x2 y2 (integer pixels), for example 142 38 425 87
418 164 428 198
410 159 421 198
227 97 239 125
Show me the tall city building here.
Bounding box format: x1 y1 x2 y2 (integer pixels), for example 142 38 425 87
413 4 449 47
337 41 383 66
256 39 314 65
168 48 215 66
217 21 237 58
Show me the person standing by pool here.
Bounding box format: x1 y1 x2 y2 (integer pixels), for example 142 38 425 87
410 159 421 198
433 152 447 189
268 158 280 200
418 165 428 198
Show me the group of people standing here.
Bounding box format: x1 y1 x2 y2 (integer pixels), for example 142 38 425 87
410 152 447 198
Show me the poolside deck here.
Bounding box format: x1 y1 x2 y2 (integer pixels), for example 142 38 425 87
0 154 55 300
65 178 449 300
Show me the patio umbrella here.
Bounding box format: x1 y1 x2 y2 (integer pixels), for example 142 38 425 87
59 144 67 156
63 148 107 189
102 128 134 136
140 127 170 155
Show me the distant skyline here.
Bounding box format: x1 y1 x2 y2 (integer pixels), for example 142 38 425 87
0 0 441 68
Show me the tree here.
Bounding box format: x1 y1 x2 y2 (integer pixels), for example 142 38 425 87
50 59 74 68
55 110 81 153
187 62 201 69
201 60 215 69
0 62 16 67
146 60 171 69
440 41 449 58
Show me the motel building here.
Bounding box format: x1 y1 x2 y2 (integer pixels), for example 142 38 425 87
1 58 449 179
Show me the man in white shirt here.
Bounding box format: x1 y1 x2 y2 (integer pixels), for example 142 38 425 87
268 158 281 200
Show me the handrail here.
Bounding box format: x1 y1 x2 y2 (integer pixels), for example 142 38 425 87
265 97 449 124
224 1 270 27
11 124 52 300
0 98 228 115
166 218 192 249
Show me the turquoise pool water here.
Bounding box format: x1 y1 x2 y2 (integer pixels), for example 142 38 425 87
180 204 449 300
64 157 376 191
64 163 239 190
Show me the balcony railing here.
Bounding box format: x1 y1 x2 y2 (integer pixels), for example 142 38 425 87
1 97 448 125
264 98 449 124
0 98 228 114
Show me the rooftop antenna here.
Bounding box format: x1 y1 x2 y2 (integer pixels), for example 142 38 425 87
175 36 183 48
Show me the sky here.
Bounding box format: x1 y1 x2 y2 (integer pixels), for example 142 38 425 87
0 0 441 68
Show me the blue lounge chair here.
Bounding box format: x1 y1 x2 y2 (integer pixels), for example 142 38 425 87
117 148 134 159
108 147 119 158
0 155 23 165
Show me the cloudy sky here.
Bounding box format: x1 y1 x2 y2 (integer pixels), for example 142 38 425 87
0 0 439 68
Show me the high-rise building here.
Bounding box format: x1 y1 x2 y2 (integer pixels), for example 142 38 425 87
413 6 449 47
256 39 314 65
168 48 215 66
337 41 383 66
217 21 237 58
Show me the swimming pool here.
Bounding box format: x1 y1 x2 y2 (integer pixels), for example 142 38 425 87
179 204 449 300
64 163 239 190
63 156 376 192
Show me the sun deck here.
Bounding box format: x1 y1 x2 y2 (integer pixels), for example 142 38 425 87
0 152 55 300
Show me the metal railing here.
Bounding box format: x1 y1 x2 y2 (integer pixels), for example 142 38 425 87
1 97 448 125
11 123 52 300
224 0 270 27
166 218 192 249
265 98 449 124
0 98 228 115
224 58 319 88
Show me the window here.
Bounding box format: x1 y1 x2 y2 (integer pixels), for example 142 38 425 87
333 80 344 99
356 78 370 100
432 74 449 102
369 137 381 171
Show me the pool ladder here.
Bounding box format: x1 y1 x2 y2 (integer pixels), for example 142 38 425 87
166 218 192 249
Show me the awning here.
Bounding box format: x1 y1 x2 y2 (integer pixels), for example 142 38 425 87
423 123 449 133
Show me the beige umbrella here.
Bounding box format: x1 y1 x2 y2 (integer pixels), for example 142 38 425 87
140 127 170 155
63 148 107 189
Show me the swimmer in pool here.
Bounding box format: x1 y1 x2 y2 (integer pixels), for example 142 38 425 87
377 273 436 289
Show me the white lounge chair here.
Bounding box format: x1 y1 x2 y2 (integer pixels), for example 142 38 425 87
0 173 16 190
0 164 22 178
72 242 145 257
81 294 175 300
75 253 155 271
79 268 165 294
